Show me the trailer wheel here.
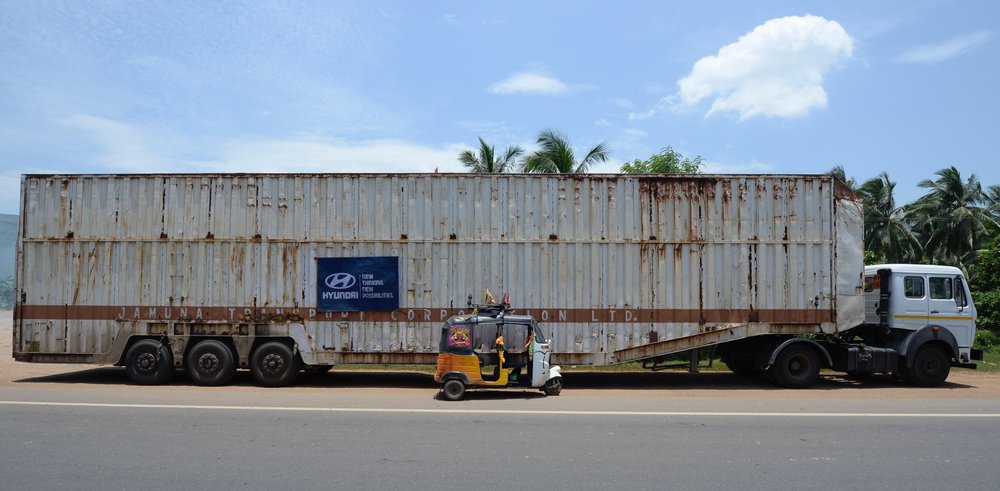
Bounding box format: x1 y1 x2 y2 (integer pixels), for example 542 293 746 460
543 376 563 396
908 345 951 387
125 339 174 385
723 357 758 377
250 341 301 387
770 344 820 389
442 379 466 401
186 339 236 386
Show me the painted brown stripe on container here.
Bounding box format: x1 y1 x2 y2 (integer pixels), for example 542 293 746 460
17 305 834 324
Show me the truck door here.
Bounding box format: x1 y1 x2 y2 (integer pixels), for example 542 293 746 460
894 274 929 330
927 275 975 349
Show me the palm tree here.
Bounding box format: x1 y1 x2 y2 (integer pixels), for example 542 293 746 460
906 166 997 271
522 129 608 174
828 165 857 190
856 172 918 263
459 137 523 173
986 184 1000 234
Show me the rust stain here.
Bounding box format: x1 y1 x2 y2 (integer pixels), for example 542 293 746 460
833 177 857 199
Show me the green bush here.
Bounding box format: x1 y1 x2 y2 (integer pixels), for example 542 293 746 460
972 290 1000 336
975 329 1000 352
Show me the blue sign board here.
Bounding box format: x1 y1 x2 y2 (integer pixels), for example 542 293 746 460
317 256 399 312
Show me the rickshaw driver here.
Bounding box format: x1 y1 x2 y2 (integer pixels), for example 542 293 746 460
523 330 534 380
489 327 506 381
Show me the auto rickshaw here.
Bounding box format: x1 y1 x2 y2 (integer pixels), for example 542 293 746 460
434 298 562 401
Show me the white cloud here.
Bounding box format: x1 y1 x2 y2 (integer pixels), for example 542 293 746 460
59 115 174 170
897 31 992 64
488 70 571 95
628 95 678 121
628 108 657 121
56 115 470 175
676 15 854 121
204 137 468 173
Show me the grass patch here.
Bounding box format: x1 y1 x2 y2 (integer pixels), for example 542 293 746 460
336 364 435 374
970 350 1000 373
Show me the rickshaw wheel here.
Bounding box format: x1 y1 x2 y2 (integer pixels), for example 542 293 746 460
543 376 563 396
442 379 466 401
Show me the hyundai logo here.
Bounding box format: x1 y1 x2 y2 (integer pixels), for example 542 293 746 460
325 272 356 290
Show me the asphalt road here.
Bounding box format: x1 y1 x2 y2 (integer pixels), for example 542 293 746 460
3 368 1000 490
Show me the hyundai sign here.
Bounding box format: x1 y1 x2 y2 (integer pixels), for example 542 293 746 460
317 257 399 312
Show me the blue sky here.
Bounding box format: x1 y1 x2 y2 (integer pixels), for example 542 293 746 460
1 0 997 214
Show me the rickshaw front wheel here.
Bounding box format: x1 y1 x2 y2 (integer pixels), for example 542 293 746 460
543 376 563 396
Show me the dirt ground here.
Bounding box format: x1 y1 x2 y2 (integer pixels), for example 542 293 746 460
4 310 1000 398
1 311 98 385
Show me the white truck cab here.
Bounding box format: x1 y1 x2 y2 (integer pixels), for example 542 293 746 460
864 264 978 365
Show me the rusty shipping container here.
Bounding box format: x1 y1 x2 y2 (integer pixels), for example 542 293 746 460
13 173 864 368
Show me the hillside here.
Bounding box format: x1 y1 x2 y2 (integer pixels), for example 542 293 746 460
1 213 15 307
0 213 15 281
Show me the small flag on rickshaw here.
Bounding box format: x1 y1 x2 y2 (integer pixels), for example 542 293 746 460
502 292 510 308
483 288 496 304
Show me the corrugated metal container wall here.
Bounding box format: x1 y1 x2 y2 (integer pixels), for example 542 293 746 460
15 174 863 365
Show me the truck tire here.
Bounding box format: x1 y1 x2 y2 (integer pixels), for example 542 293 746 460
770 344 820 389
125 339 174 385
186 339 236 386
543 376 563 396
908 345 951 387
442 379 466 401
250 341 301 387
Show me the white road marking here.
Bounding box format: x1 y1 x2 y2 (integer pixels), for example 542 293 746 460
1 400 999 418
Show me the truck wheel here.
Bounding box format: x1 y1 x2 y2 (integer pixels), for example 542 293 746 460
125 339 174 385
770 344 820 388
186 339 236 386
543 376 563 396
251 341 301 387
442 379 466 401
908 345 951 387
